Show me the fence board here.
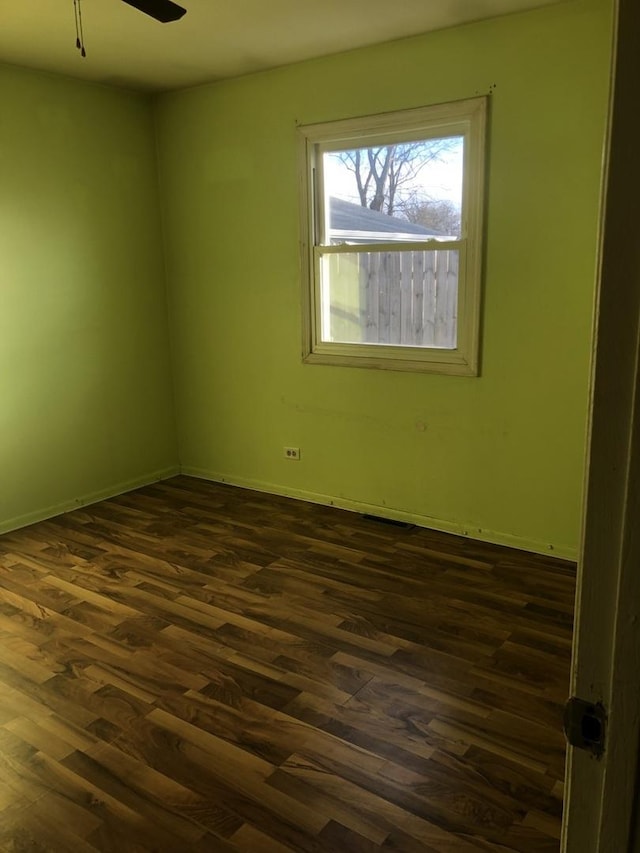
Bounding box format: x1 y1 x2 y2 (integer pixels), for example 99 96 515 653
378 252 391 344
424 251 436 348
362 253 379 343
412 251 425 347
400 252 414 345
389 252 402 345
446 251 459 348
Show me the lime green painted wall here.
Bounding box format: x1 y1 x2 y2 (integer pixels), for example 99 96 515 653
0 66 177 531
155 0 612 557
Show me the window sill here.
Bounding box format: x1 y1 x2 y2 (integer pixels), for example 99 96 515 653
302 345 479 376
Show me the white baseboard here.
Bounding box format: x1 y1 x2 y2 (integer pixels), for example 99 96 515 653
0 466 180 535
1 463 578 562
181 465 578 561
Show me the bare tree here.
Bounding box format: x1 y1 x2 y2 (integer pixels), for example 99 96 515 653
401 197 461 236
337 138 458 218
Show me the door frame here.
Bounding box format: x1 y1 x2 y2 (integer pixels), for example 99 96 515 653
563 0 640 849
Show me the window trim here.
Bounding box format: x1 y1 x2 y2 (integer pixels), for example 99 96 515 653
298 97 487 375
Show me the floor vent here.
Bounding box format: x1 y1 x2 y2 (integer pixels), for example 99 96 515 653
361 514 416 530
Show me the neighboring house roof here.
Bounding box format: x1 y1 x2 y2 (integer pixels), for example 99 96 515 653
329 196 442 244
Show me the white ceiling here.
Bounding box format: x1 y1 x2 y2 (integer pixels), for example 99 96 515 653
0 0 566 92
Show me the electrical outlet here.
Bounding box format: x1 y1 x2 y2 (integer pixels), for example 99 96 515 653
283 446 301 460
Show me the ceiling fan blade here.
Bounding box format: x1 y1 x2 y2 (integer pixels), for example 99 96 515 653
121 0 187 23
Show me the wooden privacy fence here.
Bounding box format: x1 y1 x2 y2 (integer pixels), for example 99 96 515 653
360 249 459 348
329 249 459 348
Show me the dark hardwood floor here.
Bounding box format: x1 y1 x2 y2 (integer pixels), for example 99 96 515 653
0 476 575 851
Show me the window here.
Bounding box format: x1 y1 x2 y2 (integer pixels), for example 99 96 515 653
298 97 487 375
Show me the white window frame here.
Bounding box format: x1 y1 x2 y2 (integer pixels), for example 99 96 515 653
298 97 487 375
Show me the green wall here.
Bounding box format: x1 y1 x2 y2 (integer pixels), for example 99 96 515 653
155 0 612 558
0 66 177 531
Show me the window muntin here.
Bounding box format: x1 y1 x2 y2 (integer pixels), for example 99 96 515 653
299 98 486 375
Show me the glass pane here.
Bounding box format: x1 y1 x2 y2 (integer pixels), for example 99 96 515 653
323 136 463 244
320 250 459 349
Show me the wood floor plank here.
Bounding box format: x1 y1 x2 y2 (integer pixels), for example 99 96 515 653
0 475 574 851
